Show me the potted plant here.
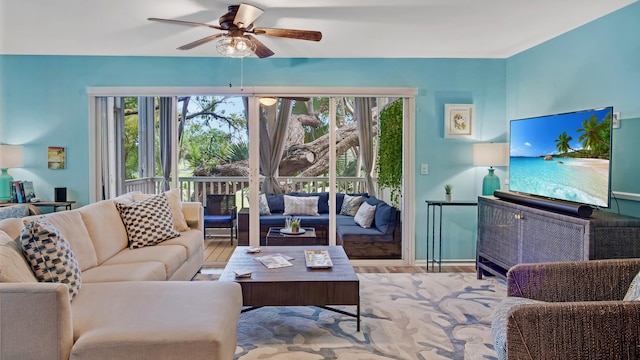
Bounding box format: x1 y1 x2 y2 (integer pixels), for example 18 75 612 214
444 184 453 202
290 220 300 233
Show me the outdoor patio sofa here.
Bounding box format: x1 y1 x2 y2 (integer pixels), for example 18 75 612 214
238 192 401 259
0 190 242 360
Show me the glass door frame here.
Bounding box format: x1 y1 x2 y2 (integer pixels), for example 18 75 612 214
88 86 417 265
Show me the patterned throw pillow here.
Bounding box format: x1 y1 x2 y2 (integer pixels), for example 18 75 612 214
283 195 320 216
624 270 640 300
116 193 180 249
20 217 82 299
354 201 377 228
132 188 189 232
340 194 363 216
259 193 271 215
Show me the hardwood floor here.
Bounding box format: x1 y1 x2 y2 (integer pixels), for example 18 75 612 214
203 236 475 273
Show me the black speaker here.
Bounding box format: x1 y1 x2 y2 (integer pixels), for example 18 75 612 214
55 187 67 202
493 190 593 218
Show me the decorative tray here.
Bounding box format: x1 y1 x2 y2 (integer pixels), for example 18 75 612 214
280 228 306 235
304 249 333 269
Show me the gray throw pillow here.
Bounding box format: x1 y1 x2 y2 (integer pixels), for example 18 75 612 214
354 201 376 228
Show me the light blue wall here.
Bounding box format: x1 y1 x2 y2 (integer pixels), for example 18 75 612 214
0 56 506 261
506 1 640 216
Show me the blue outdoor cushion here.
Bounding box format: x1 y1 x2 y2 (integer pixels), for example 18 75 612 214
203 215 233 226
373 202 396 234
265 194 284 213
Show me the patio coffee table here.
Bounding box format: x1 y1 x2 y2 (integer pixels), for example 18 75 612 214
220 246 360 331
265 227 322 246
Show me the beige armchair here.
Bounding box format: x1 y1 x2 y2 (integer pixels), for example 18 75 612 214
492 259 640 359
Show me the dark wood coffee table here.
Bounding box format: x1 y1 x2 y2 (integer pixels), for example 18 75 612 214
265 227 322 246
220 246 360 330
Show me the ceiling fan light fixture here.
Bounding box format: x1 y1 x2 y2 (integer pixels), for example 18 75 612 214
216 36 255 58
259 97 278 106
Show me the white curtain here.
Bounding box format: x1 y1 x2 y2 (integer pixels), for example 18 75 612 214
259 99 293 194
356 97 376 197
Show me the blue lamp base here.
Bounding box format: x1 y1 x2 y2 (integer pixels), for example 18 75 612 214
482 168 501 196
0 168 13 202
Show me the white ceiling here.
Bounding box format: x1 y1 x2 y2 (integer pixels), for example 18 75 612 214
0 0 636 58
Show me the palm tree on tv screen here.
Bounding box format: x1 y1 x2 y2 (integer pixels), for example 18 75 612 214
576 113 611 159
554 131 573 154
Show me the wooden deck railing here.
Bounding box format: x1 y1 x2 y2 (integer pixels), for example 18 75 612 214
124 176 371 208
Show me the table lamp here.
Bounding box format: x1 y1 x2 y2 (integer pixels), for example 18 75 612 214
473 143 508 196
0 145 24 202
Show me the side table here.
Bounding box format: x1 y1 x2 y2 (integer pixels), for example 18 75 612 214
31 201 76 212
425 200 478 272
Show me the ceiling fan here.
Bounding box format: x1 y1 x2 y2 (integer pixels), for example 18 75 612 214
148 3 322 58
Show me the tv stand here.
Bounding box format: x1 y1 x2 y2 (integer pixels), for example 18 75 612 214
477 196 640 279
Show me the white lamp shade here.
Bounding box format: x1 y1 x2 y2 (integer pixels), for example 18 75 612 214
0 145 24 169
473 143 508 167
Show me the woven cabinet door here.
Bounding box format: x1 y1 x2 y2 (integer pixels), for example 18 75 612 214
477 199 520 268
520 210 587 263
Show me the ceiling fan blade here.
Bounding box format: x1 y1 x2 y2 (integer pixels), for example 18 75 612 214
177 34 224 50
148 17 223 31
234 3 264 29
246 35 275 58
253 27 322 41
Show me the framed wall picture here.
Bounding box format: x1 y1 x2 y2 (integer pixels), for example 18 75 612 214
48 146 66 169
444 104 475 139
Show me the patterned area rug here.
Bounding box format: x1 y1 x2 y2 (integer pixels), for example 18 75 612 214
232 272 506 360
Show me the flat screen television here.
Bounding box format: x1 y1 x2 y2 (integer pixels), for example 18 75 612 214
509 107 613 208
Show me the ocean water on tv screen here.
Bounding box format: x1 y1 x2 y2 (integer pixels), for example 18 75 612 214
509 157 609 207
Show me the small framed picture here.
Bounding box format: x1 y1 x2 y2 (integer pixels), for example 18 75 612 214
48 146 66 169
444 104 475 139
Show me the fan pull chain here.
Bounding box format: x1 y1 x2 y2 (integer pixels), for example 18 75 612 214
228 57 232 88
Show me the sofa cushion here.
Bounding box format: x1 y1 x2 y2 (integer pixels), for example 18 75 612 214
24 210 98 272
340 194 363 216
373 202 396 234
491 297 545 360
337 224 389 243
259 193 271 215
0 230 37 283
70 281 242 360
265 194 284 213
259 214 330 227
158 230 203 260
102 245 187 279
354 201 376 228
20 217 82 300
290 192 330 214
116 193 181 249
283 195 320 216
78 199 129 264
0 217 26 240
81 262 167 283
133 188 189 232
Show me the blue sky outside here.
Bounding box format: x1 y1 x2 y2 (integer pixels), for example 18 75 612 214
510 107 612 157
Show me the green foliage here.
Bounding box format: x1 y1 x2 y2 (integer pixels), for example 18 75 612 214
377 99 403 207
444 184 452 194
226 142 249 162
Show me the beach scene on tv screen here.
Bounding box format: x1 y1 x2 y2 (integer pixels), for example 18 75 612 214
509 108 612 207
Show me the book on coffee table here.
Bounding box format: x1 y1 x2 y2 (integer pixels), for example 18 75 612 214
304 249 333 269
254 254 293 269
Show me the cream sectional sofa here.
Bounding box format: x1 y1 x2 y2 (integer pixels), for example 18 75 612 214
0 192 242 360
